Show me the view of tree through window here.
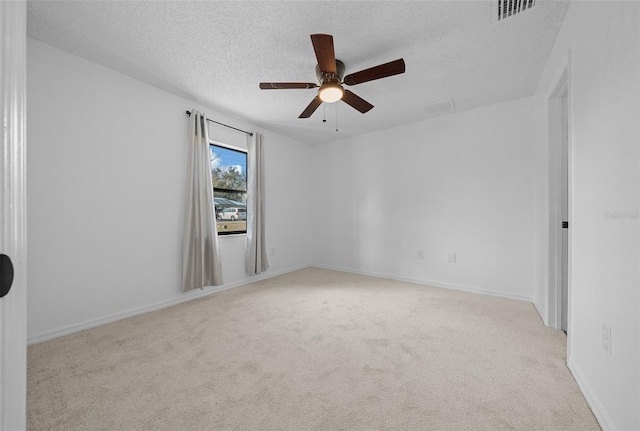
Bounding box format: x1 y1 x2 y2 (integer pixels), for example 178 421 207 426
210 143 247 235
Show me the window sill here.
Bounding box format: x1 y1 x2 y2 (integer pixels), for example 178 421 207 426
218 233 247 238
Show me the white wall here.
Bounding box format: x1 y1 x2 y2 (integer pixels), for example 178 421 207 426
533 2 639 430
27 39 313 343
311 97 536 301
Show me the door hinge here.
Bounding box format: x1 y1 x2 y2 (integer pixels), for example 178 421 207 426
562 221 569 229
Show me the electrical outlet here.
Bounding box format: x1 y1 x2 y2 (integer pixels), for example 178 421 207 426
448 252 456 263
602 322 612 355
417 250 424 259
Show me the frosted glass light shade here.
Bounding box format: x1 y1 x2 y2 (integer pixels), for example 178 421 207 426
318 82 344 103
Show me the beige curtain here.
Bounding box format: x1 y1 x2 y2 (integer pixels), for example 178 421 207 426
246 132 269 275
182 110 223 291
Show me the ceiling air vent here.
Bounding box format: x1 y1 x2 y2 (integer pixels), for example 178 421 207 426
495 0 536 21
423 98 455 118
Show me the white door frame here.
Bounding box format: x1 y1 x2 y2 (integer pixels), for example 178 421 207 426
547 53 572 355
0 1 28 429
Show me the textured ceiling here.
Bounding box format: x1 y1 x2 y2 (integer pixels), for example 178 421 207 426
27 0 570 145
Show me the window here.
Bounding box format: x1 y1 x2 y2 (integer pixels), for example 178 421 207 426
210 143 247 235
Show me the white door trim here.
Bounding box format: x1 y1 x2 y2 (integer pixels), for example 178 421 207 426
546 51 572 359
0 1 28 429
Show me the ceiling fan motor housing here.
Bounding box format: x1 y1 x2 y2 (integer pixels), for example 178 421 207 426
316 59 345 84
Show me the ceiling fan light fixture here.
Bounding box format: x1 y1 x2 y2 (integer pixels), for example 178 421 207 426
318 82 344 103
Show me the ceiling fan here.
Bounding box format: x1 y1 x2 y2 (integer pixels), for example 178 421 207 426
259 34 406 119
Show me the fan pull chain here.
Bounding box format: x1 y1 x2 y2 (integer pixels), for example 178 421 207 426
335 104 339 132
323 103 326 123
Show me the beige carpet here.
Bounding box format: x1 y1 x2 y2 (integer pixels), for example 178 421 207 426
28 267 599 430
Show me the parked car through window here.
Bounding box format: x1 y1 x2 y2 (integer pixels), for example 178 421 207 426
219 207 246 221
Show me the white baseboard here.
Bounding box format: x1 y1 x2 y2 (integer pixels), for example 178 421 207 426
533 300 548 326
568 358 616 431
311 264 533 302
29 264 534 345
27 264 310 345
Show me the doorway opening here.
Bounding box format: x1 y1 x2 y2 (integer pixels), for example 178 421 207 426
548 65 571 345
560 90 569 334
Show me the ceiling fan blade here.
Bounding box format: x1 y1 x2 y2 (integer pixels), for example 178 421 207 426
259 82 318 90
310 34 337 75
342 90 374 114
343 59 406 86
299 96 323 118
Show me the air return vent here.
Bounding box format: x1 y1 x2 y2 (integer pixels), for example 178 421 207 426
495 0 536 21
423 98 455 118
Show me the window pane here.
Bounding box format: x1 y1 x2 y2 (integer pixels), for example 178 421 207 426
210 145 247 191
214 191 246 235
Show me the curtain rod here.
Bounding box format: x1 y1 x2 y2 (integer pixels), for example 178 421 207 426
185 110 253 137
